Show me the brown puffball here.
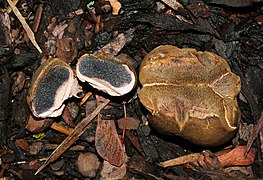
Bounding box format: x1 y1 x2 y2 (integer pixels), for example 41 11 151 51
139 45 241 146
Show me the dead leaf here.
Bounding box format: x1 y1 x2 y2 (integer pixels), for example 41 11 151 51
217 146 255 167
95 96 125 167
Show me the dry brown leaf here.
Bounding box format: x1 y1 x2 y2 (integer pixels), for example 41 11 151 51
95 118 125 166
95 96 125 167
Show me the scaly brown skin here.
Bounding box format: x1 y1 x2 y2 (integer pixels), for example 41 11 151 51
139 45 241 146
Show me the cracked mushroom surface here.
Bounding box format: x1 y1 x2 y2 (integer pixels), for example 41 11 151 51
139 45 241 146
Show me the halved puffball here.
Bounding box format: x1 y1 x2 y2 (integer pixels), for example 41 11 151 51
27 58 81 118
76 54 136 96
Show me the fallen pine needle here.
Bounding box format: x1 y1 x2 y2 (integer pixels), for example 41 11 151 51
6 0 42 54
158 153 201 167
6 0 19 13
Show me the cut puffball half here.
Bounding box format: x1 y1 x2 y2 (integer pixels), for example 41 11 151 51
27 58 82 118
76 54 136 96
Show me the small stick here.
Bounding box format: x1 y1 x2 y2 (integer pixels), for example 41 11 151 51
158 153 201 167
50 122 73 136
79 92 92 106
6 0 19 13
121 102 127 145
6 0 42 54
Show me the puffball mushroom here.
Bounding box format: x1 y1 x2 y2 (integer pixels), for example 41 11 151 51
76 53 136 96
27 58 81 118
139 45 241 146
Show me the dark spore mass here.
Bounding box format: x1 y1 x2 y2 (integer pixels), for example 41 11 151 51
34 67 70 114
79 56 132 87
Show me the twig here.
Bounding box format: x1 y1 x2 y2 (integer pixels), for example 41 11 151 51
79 92 92 106
50 122 73 136
6 0 42 54
158 153 201 167
121 102 126 145
6 0 19 13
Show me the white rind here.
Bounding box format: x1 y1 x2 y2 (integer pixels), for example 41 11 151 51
32 67 75 118
76 64 135 96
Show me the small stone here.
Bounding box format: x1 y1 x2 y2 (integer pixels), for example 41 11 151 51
77 153 100 177
50 159 65 171
66 102 79 119
117 117 140 130
100 156 127 180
